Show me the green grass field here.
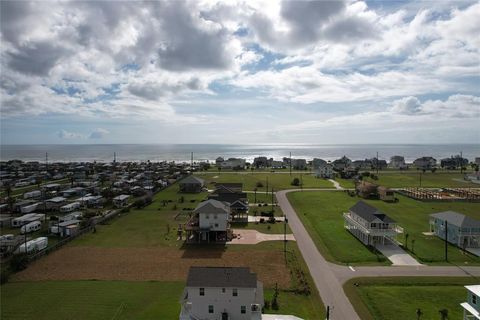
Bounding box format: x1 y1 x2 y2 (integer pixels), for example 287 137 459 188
344 277 478 320
1 280 184 320
195 172 334 190
288 191 480 265
363 171 477 188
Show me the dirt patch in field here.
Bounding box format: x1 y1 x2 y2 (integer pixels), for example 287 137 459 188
12 246 290 288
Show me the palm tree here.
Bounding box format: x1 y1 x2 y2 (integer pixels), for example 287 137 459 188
439 309 448 320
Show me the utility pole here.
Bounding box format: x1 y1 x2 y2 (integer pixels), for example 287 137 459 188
271 187 274 215
376 151 379 175
284 216 288 263
266 176 269 197
45 152 48 172
326 306 330 320
289 152 292 176
460 151 463 173
419 172 422 187
113 152 116 164
191 152 194 169
445 220 448 262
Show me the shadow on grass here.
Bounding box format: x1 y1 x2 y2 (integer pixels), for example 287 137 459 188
179 243 227 259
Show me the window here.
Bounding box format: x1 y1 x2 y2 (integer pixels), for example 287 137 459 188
222 288 226 293
241 306 246 314
208 305 214 313
205 215 209 219
214 214 217 219
232 288 238 296
473 294 477 305
215 223 219 227
199 288 205 296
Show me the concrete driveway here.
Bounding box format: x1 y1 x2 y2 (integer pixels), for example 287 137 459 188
229 229 295 245
375 244 423 266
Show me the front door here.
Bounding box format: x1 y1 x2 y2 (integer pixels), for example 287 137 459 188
222 312 229 320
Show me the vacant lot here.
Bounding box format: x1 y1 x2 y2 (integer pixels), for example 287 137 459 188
288 191 480 265
361 171 477 188
196 171 334 191
344 277 477 320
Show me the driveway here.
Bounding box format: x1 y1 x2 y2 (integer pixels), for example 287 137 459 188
375 244 423 266
229 229 295 245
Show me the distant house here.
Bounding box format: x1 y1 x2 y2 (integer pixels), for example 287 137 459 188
270 160 284 169
413 157 437 170
185 199 231 243
179 267 263 320
291 159 307 170
215 157 225 167
370 158 387 170
179 176 205 193
312 158 327 170
343 201 400 246
314 164 334 179
441 155 469 169
332 156 351 171
389 156 407 169
253 157 268 168
113 194 130 208
476 157 480 167
209 184 248 221
429 211 480 249
461 285 480 320
220 158 246 170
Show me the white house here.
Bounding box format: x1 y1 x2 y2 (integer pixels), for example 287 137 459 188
389 156 407 169
180 267 263 320
314 164 334 179
220 158 246 170
113 194 130 208
461 285 480 319
185 199 231 243
291 159 307 170
413 156 437 170
343 201 401 246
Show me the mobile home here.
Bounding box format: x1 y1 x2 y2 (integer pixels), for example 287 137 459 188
11 213 45 227
60 202 81 213
20 221 42 234
15 237 48 254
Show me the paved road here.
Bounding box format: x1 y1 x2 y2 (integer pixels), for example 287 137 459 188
276 189 361 320
276 188 480 320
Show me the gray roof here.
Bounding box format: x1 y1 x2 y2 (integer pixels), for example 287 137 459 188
180 175 205 185
186 267 257 288
349 201 395 223
193 199 229 214
430 211 480 228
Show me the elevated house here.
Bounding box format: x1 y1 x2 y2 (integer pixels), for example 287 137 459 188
220 158 246 170
291 159 307 170
461 285 480 320
253 157 269 168
441 155 469 169
185 199 231 243
413 156 437 170
179 176 205 193
180 267 263 320
429 211 480 249
314 163 334 179
389 155 407 169
332 156 351 171
344 201 401 246
209 184 248 221
312 158 327 170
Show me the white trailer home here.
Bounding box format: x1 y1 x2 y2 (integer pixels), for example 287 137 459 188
24 190 42 199
15 237 48 254
20 202 40 214
20 221 42 234
50 220 80 237
113 195 131 208
11 213 45 227
60 202 81 213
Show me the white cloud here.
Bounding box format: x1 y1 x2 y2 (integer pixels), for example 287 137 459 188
88 128 110 139
57 129 84 139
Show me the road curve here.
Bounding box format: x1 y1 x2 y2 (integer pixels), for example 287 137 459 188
276 189 361 320
276 188 480 320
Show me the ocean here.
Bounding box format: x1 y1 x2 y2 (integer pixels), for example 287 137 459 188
1 144 479 163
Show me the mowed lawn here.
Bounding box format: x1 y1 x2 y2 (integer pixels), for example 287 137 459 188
344 277 477 320
1 280 183 320
195 172 334 191
362 171 477 188
288 191 480 265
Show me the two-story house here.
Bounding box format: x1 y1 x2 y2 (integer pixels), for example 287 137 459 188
314 163 334 179
180 267 263 320
461 285 480 319
208 184 248 222
343 201 400 246
185 199 231 243
429 211 480 250
179 176 205 193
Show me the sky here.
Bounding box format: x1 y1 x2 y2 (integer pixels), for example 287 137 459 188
0 0 479 145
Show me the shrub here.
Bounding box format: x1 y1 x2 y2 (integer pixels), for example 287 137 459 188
10 253 29 272
291 177 300 186
256 182 264 188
